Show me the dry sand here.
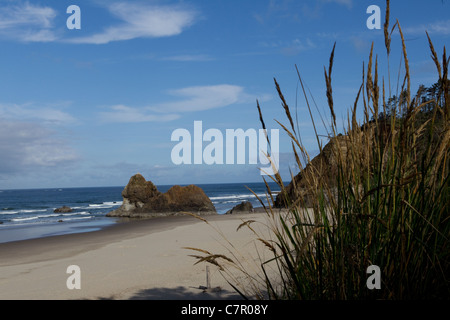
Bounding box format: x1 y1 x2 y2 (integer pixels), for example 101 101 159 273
0 211 278 300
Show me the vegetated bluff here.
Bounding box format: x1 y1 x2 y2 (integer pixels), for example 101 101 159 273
274 134 349 208
274 98 446 209
107 174 217 218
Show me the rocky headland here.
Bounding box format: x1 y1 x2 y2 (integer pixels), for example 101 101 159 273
274 134 348 208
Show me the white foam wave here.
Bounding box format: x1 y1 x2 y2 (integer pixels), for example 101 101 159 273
61 216 93 221
54 211 91 217
71 204 117 210
12 216 39 222
0 211 19 215
103 201 122 206
88 204 113 209
19 209 48 213
210 193 268 201
37 214 60 218
73 211 91 215
210 195 247 201
9 211 93 222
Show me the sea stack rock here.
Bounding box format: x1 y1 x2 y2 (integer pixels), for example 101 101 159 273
54 206 73 213
107 174 217 218
225 201 253 215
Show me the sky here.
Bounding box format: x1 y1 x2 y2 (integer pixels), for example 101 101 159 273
0 0 448 189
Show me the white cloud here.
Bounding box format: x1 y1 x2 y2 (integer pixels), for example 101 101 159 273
160 54 214 62
281 38 316 56
260 38 316 56
99 84 264 123
404 20 450 36
156 84 251 112
350 35 371 52
0 2 58 42
0 103 79 179
99 105 180 123
0 1 197 44
0 2 56 28
0 103 76 125
21 28 58 42
69 2 197 44
322 0 353 9
0 100 79 181
301 0 352 19
0 121 79 176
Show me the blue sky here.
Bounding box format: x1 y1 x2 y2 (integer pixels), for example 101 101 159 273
0 0 448 189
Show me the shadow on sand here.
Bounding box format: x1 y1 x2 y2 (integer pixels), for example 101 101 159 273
97 286 244 300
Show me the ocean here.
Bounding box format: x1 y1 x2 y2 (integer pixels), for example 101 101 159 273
0 182 279 243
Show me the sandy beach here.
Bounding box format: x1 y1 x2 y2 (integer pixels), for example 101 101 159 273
0 210 275 300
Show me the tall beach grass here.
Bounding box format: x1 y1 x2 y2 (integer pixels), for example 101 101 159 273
187 1 449 299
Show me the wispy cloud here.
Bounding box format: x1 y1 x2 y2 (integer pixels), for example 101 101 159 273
403 20 450 36
259 38 316 56
0 1 198 44
281 38 316 55
68 2 198 44
0 1 58 42
156 85 252 112
253 0 300 25
99 105 180 123
99 84 264 123
0 103 76 125
322 0 353 9
301 0 353 20
0 100 79 179
0 120 79 176
160 54 214 62
350 35 372 52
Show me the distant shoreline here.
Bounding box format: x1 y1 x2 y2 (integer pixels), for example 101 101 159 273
0 183 279 244
0 206 271 244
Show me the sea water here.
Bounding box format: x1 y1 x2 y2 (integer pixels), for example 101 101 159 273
0 182 279 243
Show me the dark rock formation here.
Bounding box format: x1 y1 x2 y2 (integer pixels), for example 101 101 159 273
54 206 73 213
274 135 349 208
106 174 217 218
274 122 387 208
225 201 254 215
